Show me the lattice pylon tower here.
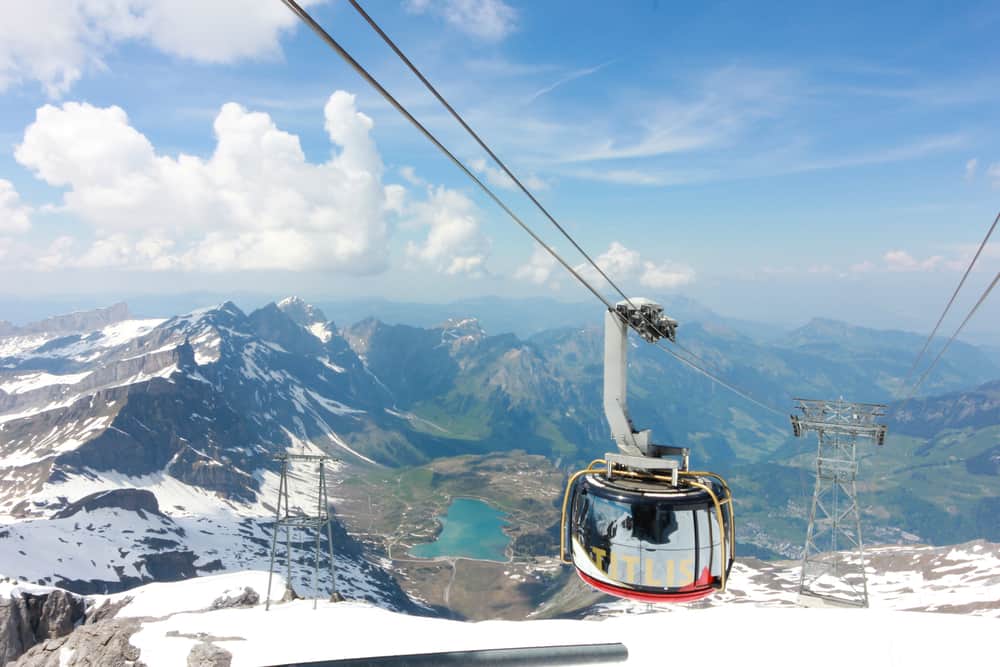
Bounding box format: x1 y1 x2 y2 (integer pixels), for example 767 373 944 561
265 452 340 610
791 398 887 608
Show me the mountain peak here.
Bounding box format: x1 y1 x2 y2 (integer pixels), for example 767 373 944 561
438 317 486 347
277 296 328 328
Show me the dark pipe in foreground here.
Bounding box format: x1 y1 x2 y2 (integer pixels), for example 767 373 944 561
272 642 629 666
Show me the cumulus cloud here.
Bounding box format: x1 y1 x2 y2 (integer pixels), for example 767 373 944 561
552 241 694 291
640 259 696 289
0 180 32 234
514 245 558 285
399 166 426 187
405 186 490 276
0 0 323 97
580 241 640 282
15 92 397 273
883 249 943 272
404 0 517 41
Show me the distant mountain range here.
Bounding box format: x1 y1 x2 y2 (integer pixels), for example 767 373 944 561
0 298 997 597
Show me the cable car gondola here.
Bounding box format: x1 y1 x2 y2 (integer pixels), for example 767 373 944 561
560 300 735 603
561 454 734 603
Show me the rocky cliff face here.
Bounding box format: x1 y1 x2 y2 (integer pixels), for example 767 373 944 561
0 300 434 612
0 587 86 665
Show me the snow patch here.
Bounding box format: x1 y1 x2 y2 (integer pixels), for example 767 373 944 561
0 371 92 395
308 323 333 343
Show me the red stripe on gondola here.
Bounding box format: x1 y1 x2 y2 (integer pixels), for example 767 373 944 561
576 570 716 603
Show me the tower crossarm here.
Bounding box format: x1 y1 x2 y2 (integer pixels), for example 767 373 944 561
791 398 889 445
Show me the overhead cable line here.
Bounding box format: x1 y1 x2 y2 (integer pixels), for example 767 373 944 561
655 341 786 417
348 0 724 364
899 271 1000 407
344 0 640 313
899 210 999 396
276 0 613 312
278 0 785 421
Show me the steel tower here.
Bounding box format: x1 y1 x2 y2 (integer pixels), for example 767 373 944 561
265 452 340 610
791 398 887 608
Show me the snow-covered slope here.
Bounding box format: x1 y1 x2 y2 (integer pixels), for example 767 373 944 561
570 541 1000 619
9 560 998 667
0 301 423 611
129 599 999 667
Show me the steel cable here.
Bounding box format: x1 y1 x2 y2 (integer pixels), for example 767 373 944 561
899 271 1000 408
655 341 786 418
279 0 788 421
344 0 640 312
899 211 999 397
277 0 614 312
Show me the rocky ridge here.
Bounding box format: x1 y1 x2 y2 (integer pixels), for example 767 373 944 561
0 301 433 611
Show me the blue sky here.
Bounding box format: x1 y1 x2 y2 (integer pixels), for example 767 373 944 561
0 0 998 338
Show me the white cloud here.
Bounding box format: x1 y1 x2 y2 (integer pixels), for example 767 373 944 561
564 66 795 163
469 157 548 192
883 249 943 272
850 260 876 274
965 158 978 180
0 0 323 97
399 166 426 187
15 92 395 273
568 241 694 291
989 162 1000 189
470 158 515 190
527 60 615 104
584 241 640 280
405 186 490 276
640 260 695 289
514 245 558 285
568 168 708 187
0 180 32 234
404 0 517 41
384 184 406 215
37 236 76 272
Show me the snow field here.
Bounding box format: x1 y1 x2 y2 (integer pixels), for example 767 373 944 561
124 576 1000 667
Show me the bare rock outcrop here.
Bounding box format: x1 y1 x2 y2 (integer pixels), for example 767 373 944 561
0 590 86 665
12 618 144 667
210 587 259 610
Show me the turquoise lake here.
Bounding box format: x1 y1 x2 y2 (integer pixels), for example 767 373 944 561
409 497 510 561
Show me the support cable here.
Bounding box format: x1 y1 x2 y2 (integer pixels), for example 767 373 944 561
345 0 638 312
277 0 614 311
900 271 1000 406
655 341 786 418
279 0 785 420
899 211 999 396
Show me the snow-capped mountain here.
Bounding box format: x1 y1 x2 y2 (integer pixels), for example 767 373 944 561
3 298 999 620
277 296 335 343
0 300 427 609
